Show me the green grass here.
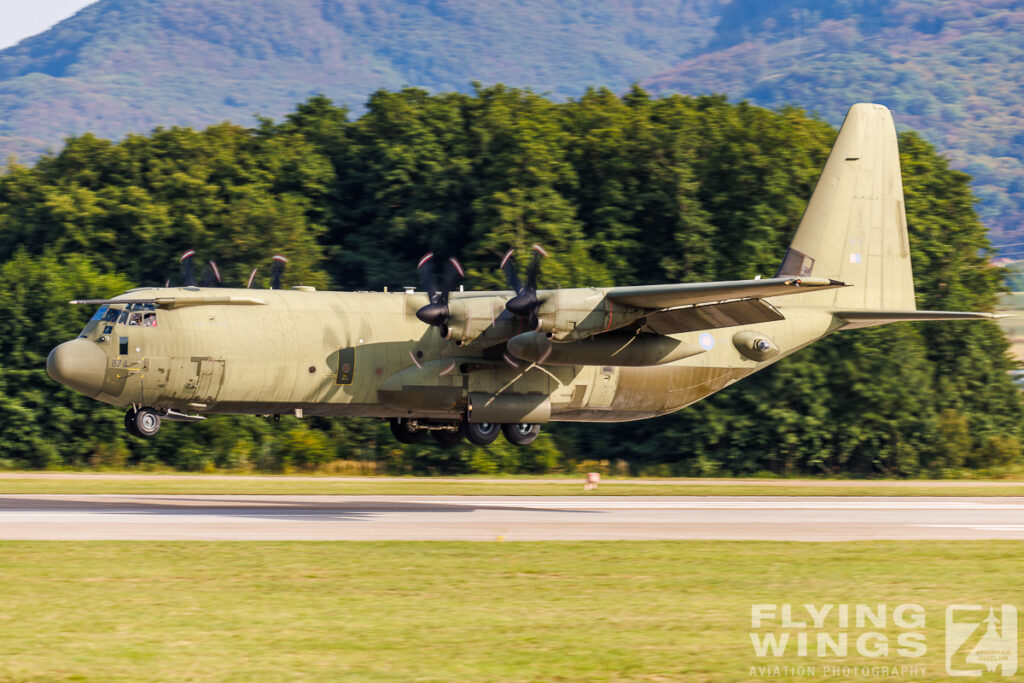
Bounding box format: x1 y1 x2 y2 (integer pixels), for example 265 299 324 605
1 541 1021 681
4 473 1024 496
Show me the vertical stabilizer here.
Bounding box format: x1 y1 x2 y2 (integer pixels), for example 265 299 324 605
777 103 915 311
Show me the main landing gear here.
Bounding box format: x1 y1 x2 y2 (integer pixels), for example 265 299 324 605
388 417 541 448
124 407 162 438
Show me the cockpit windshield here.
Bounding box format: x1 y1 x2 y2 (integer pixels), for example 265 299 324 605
79 303 157 337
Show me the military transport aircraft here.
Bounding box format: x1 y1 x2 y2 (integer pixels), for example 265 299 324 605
47 104 1002 447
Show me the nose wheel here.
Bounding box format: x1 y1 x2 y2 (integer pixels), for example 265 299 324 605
124 407 162 438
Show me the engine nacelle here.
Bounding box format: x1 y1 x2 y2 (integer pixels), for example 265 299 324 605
535 289 646 341
506 331 705 367
444 298 527 346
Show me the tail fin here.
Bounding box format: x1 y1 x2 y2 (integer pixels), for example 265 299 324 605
777 103 915 311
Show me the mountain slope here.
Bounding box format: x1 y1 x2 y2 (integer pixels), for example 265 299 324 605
642 0 1024 242
0 0 1022 240
0 0 720 161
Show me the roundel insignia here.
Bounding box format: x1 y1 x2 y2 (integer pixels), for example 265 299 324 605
699 333 715 350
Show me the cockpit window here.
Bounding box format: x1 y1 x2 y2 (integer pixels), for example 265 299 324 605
80 306 110 337
79 303 158 337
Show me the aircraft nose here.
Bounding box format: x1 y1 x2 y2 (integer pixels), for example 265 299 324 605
46 339 107 397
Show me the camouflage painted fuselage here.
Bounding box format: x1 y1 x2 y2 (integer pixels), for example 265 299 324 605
73 286 837 423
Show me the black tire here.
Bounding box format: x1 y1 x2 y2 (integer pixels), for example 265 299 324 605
389 418 427 444
124 408 141 437
465 421 501 446
432 423 465 448
502 423 541 446
131 407 162 438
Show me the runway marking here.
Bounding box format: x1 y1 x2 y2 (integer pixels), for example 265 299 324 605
917 524 1024 531
409 500 1024 510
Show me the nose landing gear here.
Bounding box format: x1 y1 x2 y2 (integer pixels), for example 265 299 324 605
124 407 162 438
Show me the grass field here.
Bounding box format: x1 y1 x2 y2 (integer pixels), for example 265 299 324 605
4 472 1024 496
1 541 1021 681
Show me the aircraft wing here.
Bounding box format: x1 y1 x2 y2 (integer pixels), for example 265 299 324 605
70 296 267 308
605 276 846 309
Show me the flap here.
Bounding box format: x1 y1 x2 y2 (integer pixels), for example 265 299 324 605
606 276 846 309
644 298 785 335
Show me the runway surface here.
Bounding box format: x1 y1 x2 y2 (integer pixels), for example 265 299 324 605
4 495 1024 540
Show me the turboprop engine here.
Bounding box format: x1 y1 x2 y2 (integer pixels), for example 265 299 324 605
506 331 705 367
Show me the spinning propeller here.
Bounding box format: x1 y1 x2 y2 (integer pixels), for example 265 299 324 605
180 249 197 286
270 254 288 289
501 244 547 327
415 252 465 332
179 249 221 287
245 254 288 288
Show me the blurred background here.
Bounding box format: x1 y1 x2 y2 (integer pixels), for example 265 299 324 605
1 0 1021 476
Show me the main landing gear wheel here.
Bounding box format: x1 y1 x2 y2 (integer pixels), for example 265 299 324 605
502 423 541 446
432 423 465 448
465 422 501 446
125 407 161 438
124 408 140 437
389 418 428 444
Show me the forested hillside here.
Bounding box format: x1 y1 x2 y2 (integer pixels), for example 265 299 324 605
1 0 1021 243
0 88 1018 476
643 0 1024 242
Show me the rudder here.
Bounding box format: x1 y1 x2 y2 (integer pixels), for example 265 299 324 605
777 103 915 311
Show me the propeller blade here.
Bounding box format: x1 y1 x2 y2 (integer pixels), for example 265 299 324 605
525 243 546 290
246 267 258 289
500 248 522 292
270 254 288 289
505 244 546 321
415 254 464 331
417 252 439 301
180 249 196 287
440 257 464 299
200 260 221 287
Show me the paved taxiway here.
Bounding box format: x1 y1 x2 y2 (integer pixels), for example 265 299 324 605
3 495 1024 540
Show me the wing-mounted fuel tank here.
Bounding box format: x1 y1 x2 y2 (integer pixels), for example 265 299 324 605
506 330 704 367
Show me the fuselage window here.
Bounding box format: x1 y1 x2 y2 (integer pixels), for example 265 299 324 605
119 337 128 355
128 313 142 326
102 308 119 323
142 312 157 327
117 310 129 325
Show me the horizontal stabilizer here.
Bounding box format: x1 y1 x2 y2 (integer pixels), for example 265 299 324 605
606 277 846 309
835 309 1007 330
